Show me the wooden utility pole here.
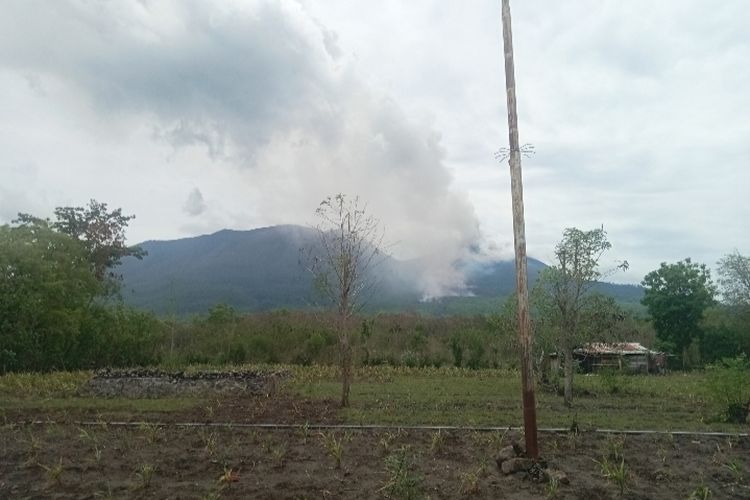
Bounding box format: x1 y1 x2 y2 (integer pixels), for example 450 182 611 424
500 0 539 459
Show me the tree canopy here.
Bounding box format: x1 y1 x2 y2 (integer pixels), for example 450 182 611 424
533 226 627 406
641 258 716 357
15 199 145 287
0 224 99 371
1 202 156 373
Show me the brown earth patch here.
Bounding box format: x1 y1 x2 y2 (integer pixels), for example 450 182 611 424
1 422 749 499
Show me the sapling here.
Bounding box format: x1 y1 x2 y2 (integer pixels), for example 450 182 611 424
545 476 560 499
135 463 156 489
298 422 311 443
688 484 711 500
379 447 423 500
605 434 625 461
139 422 164 444
596 456 628 497
199 429 218 456
459 466 483 495
319 431 343 469
429 430 446 454
40 457 64 485
218 466 240 484
271 444 287 469
723 460 743 483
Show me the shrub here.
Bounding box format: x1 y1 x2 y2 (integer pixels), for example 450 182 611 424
705 355 750 423
381 447 423 499
223 342 247 365
464 330 486 370
449 336 463 368
599 369 631 395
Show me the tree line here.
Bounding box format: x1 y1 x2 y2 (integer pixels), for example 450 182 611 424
1 199 748 391
530 227 749 406
0 200 160 372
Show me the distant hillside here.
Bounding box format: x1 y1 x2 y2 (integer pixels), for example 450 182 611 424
119 225 420 314
119 225 643 315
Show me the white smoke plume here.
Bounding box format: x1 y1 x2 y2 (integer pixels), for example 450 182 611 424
0 0 483 297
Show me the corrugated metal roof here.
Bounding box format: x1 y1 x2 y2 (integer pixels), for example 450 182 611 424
575 342 660 355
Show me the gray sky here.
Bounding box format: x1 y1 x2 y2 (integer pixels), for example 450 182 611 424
0 0 748 293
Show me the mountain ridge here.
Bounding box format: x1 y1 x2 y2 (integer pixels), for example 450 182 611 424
119 224 644 315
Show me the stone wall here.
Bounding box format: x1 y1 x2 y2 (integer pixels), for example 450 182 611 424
80 368 288 398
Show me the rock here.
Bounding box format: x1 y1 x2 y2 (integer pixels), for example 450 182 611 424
501 457 535 475
81 369 289 398
547 468 569 485
495 445 517 466
532 465 569 485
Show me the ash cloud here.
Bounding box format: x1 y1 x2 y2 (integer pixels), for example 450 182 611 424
0 0 483 297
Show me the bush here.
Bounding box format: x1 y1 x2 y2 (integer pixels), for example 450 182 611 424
382 447 423 499
599 369 631 395
78 305 163 368
400 350 421 368
246 336 277 363
449 336 463 368
224 342 247 365
464 330 486 369
705 355 750 423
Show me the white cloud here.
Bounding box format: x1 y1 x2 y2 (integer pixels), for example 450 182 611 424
0 0 748 291
0 0 482 296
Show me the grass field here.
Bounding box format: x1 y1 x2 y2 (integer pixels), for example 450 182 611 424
0 365 744 432
1 365 748 499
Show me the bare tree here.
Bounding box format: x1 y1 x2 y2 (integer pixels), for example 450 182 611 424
308 194 384 407
717 251 750 307
535 227 627 407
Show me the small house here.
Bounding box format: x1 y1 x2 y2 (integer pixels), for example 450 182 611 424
575 342 666 374
548 342 667 375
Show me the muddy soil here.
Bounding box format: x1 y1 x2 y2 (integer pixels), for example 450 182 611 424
1 396 749 499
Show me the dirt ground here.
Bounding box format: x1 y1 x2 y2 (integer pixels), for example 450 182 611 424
1 395 749 499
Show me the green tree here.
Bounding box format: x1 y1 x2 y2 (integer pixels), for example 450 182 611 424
0 224 100 372
15 199 145 287
534 227 627 406
697 251 750 363
2 203 157 373
308 194 384 407
701 306 750 362
641 258 716 366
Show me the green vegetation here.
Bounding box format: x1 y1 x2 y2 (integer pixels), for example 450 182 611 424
381 447 423 499
319 431 344 469
160 307 515 369
0 370 91 398
704 355 750 423
533 225 629 406
641 259 717 366
286 365 744 430
1 200 748 446
1 201 158 373
597 455 629 497
640 254 750 368
3 364 743 431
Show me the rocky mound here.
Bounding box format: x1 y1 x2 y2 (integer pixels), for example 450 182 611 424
80 368 289 398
